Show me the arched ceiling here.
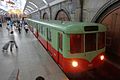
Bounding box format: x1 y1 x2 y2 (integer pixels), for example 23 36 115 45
0 0 26 15
24 0 66 15
0 9 6 15
0 0 26 11
0 0 65 15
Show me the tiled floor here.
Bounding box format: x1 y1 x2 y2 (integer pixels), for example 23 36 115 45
0 23 68 80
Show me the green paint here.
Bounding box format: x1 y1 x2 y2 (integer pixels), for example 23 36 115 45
27 18 106 62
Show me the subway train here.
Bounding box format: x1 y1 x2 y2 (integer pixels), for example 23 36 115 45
27 18 106 78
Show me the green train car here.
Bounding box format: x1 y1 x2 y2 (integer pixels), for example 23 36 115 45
27 18 106 78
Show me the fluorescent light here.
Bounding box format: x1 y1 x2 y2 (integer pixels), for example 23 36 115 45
28 1 38 9
25 8 32 12
42 0 48 5
27 6 34 10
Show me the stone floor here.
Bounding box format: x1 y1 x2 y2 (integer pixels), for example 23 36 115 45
0 23 68 80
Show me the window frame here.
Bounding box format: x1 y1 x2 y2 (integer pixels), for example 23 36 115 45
70 34 84 54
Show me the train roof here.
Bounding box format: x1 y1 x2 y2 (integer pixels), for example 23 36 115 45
27 18 107 34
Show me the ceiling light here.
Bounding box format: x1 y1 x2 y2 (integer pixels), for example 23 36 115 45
42 0 48 5
27 6 34 10
28 1 38 9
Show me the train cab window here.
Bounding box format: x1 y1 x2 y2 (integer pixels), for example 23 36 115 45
58 33 63 50
70 34 84 53
85 33 96 52
98 32 105 49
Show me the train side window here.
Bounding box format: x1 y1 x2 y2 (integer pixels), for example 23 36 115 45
47 28 51 41
85 33 96 52
41 26 43 35
70 34 84 53
58 33 63 51
43 28 45 36
38 25 40 34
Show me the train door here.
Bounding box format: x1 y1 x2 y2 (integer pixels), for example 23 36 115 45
58 32 63 65
47 28 52 53
36 24 39 38
33 23 38 37
46 28 48 50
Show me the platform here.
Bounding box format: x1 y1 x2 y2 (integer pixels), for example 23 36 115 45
0 23 68 80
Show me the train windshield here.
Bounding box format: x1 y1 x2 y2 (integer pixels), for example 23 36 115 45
70 34 84 53
85 33 96 52
70 32 105 53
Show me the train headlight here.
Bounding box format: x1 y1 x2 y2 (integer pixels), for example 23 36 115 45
100 55 104 60
72 61 78 67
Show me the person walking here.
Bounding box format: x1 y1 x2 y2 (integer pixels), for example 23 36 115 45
18 25 21 34
20 20 22 27
8 19 13 32
0 20 2 27
6 20 10 32
9 31 18 52
24 23 29 33
17 22 21 34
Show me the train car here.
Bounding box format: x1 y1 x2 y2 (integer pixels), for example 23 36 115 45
27 18 107 78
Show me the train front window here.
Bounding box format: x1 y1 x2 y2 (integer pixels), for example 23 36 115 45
70 34 84 53
98 32 105 49
85 33 96 52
